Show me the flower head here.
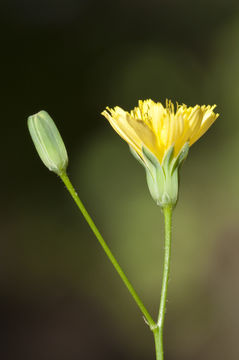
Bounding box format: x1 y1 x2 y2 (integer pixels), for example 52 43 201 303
102 99 219 208
102 99 219 164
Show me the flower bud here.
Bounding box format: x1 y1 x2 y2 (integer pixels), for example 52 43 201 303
28 110 68 175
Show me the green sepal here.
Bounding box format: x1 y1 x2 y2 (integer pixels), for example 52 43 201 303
141 146 165 204
162 145 174 170
129 146 145 168
130 144 189 208
141 146 160 179
171 142 189 175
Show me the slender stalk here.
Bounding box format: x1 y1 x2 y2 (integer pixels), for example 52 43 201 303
60 171 156 330
153 326 160 360
154 205 173 360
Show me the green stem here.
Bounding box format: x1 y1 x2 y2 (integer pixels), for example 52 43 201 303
153 326 160 360
60 171 156 330
154 205 173 360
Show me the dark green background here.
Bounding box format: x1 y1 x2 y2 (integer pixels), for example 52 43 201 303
2 0 239 359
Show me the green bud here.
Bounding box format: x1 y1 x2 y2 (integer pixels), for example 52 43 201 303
28 110 68 175
130 143 189 208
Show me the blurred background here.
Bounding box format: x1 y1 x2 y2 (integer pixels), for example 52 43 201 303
2 0 239 359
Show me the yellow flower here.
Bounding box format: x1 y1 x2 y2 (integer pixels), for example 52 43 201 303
102 99 219 207
102 99 219 164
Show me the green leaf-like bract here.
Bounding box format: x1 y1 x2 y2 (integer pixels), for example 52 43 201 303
130 143 189 208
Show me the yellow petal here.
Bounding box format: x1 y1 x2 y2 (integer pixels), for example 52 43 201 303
190 106 219 145
126 114 160 158
102 108 143 156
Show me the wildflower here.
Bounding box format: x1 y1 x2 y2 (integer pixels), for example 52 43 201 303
102 99 219 207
